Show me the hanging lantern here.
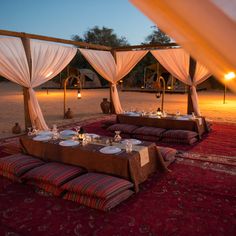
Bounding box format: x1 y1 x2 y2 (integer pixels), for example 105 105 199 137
157 107 162 117
77 88 82 99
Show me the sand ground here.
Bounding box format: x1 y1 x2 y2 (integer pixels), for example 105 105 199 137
0 82 235 139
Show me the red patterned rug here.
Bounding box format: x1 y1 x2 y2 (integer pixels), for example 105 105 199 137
0 161 235 236
0 117 236 235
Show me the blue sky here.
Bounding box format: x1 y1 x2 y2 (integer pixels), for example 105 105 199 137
0 0 154 45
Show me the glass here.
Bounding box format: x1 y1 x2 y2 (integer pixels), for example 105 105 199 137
114 131 122 142
125 140 133 153
27 127 33 136
75 126 81 134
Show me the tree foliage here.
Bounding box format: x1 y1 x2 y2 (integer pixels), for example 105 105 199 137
72 26 129 47
144 26 172 44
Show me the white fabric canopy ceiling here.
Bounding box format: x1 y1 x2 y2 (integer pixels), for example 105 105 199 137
129 0 236 92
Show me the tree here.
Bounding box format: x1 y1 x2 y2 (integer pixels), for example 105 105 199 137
144 26 172 44
72 26 129 47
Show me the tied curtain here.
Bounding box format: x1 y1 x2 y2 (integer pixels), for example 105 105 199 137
0 37 77 129
79 48 147 113
129 0 236 92
151 49 211 115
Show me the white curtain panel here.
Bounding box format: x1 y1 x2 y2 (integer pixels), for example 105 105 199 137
116 50 148 81
151 48 190 85
79 49 147 113
151 49 211 116
0 38 77 129
0 38 30 86
129 0 236 92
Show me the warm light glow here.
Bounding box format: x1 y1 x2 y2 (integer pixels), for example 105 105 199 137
224 72 235 80
77 90 82 99
167 86 171 90
46 71 53 78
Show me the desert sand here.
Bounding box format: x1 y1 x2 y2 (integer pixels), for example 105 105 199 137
0 81 235 139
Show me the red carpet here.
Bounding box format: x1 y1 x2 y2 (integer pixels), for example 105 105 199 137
0 161 236 236
0 118 236 235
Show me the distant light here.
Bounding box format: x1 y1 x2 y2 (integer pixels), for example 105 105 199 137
46 71 53 78
167 86 171 90
224 72 235 80
77 89 82 99
141 86 144 89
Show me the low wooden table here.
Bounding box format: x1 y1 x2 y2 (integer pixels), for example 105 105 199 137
117 114 208 138
20 136 167 192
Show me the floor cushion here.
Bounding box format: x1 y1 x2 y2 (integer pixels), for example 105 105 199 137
132 134 161 142
162 130 198 140
0 153 45 182
62 172 134 211
107 123 139 134
132 126 166 137
162 137 198 145
156 146 177 162
22 162 85 196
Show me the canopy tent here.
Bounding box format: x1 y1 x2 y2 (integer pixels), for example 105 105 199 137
129 0 236 93
0 37 77 129
0 14 231 130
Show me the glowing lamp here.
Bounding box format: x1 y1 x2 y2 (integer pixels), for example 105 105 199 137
167 86 171 90
157 107 162 117
224 72 235 80
77 89 82 99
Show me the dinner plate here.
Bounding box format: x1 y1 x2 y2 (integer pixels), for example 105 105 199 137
99 146 122 154
121 139 142 145
37 131 53 136
59 140 79 147
60 130 77 136
85 133 100 139
33 135 51 141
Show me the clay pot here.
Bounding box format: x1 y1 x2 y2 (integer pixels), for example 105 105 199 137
100 98 110 114
64 108 73 119
12 122 21 134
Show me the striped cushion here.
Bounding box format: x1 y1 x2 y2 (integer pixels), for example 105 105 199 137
162 137 198 145
22 162 85 195
162 130 198 139
157 146 177 161
0 169 19 181
0 154 44 181
107 124 138 134
132 126 166 137
61 173 134 199
132 134 160 142
64 190 134 211
27 180 64 196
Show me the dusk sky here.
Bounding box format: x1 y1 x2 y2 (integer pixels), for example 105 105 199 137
0 0 154 45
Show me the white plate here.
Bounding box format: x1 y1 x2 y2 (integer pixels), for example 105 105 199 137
85 133 100 139
37 131 53 136
33 135 51 141
60 130 77 136
121 139 142 145
99 146 122 154
59 140 79 147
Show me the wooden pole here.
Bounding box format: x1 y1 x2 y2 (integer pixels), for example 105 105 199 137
110 49 116 114
187 56 196 114
21 37 32 130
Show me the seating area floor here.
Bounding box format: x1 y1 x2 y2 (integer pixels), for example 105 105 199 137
0 117 236 236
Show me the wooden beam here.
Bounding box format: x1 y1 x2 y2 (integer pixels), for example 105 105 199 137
114 42 179 51
0 29 112 51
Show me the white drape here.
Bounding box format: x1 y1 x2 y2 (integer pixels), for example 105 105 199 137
0 38 77 129
151 49 211 115
79 48 147 113
129 0 236 92
151 49 190 85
